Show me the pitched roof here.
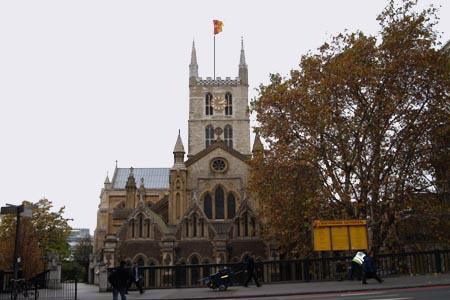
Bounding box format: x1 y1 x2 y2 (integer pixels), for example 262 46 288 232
185 140 251 167
112 168 170 189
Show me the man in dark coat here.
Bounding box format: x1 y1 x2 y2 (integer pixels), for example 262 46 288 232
244 253 261 287
362 251 382 284
108 261 134 300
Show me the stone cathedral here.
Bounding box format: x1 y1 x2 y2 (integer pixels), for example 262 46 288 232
91 39 275 278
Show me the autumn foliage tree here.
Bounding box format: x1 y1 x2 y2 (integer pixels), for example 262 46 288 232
0 214 44 278
0 199 72 278
250 0 450 254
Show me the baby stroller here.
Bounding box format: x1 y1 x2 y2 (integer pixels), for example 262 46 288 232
202 268 240 291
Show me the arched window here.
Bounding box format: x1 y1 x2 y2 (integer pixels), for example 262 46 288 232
191 256 199 265
227 193 236 219
176 193 181 219
204 193 212 219
131 220 135 238
147 221 150 238
205 93 213 115
139 214 143 238
251 217 256 236
200 218 204 237
205 125 214 148
225 92 232 115
215 187 224 219
136 256 145 267
236 218 240 237
185 219 189 237
224 125 233 148
244 212 249 236
193 214 197 237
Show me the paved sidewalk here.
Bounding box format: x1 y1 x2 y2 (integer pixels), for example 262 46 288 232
77 273 450 300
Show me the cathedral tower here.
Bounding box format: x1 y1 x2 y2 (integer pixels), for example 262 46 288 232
187 39 250 157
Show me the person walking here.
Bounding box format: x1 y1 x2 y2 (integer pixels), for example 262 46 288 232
362 251 382 284
129 262 144 294
244 253 261 287
350 251 365 280
108 261 134 300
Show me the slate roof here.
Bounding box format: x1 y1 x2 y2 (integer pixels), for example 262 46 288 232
112 168 170 189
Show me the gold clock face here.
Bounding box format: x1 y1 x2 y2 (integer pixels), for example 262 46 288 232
212 94 225 111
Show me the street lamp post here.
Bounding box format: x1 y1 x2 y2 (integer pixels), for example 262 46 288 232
12 205 22 279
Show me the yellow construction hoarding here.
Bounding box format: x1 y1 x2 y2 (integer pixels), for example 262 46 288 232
313 219 368 251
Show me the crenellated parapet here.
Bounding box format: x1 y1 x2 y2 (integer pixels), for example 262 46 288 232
194 76 241 86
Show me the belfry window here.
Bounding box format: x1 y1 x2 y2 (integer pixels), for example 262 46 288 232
205 93 213 115
224 125 233 148
205 125 214 148
225 92 232 115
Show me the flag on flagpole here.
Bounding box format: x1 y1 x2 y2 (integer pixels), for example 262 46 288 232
213 20 223 35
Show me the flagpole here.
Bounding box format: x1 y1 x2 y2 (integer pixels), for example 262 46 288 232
214 34 216 79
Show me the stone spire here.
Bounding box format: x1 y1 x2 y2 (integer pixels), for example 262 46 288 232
104 173 110 184
173 130 185 167
252 129 264 153
239 36 248 86
104 172 112 190
239 36 246 66
189 40 199 79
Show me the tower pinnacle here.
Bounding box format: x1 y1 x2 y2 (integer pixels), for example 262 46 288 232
173 130 186 167
240 36 246 66
239 36 248 86
189 40 199 78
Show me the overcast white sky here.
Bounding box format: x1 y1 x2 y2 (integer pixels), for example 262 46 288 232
0 0 448 233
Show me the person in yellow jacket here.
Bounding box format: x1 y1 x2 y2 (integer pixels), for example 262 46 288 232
350 251 365 280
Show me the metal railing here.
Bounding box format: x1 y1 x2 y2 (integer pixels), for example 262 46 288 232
0 278 77 300
114 249 450 290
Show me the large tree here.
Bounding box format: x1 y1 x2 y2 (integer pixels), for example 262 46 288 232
0 199 72 277
250 0 450 253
